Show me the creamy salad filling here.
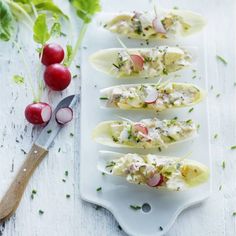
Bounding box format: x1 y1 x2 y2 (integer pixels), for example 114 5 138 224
101 83 201 111
110 118 197 148
104 11 191 39
105 153 208 190
111 47 190 77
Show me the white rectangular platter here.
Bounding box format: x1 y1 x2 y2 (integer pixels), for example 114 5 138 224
80 0 211 235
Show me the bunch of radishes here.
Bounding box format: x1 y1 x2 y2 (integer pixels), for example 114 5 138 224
25 43 73 125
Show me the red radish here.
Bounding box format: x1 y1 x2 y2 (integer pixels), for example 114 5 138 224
25 102 52 125
41 43 64 66
44 64 71 91
147 173 163 187
134 123 148 135
152 17 166 34
130 54 144 71
144 87 158 104
55 107 73 125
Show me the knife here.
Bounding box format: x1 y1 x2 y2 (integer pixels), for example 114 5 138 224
0 94 79 223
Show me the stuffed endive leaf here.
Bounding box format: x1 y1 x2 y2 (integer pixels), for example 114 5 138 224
100 82 204 111
103 9 206 40
92 118 197 149
98 151 209 191
90 46 191 78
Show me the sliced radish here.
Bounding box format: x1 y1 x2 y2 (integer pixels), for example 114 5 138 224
144 87 158 104
152 17 166 34
147 173 163 187
134 123 148 135
55 107 73 125
130 54 144 71
25 102 52 125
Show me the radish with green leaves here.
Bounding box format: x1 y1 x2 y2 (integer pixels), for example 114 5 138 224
25 102 52 125
44 63 71 91
41 43 64 66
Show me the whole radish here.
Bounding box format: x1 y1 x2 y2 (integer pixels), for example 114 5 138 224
44 64 71 91
41 43 64 66
25 102 52 125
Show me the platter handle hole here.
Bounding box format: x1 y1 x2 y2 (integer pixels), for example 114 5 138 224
142 203 151 213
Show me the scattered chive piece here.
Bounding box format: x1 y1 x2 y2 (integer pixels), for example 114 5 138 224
173 6 178 9
70 133 74 137
96 187 102 192
62 179 66 182
231 146 236 150
159 226 163 231
216 93 221 98
233 212 236 216
13 75 24 84
32 190 37 194
210 85 214 90
234 82 236 87
118 225 122 231
58 147 61 152
76 65 80 69
39 210 44 215
219 185 222 191
99 97 108 100
65 170 69 176
197 124 201 130
31 194 34 199
214 134 218 139
222 161 226 169
130 205 141 210
188 107 194 113
216 55 227 65
66 194 71 198
47 130 52 134
102 172 105 176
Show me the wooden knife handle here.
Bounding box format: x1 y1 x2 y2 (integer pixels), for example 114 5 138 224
0 144 48 222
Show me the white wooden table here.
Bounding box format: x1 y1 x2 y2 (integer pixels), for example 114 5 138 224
0 0 235 235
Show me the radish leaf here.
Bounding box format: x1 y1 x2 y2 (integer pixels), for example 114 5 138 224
50 22 61 37
69 0 101 23
33 14 50 45
63 44 73 66
0 0 14 41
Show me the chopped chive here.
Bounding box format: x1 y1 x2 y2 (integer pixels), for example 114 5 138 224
222 161 226 169
70 133 74 137
66 194 71 198
96 187 102 192
214 134 218 139
118 225 122 231
58 147 61 152
32 189 37 194
76 65 80 69
130 205 141 210
210 85 214 90
73 75 78 79
231 146 236 150
159 226 163 231
99 97 109 100
216 55 227 65
102 172 105 176
233 212 236 216
62 179 66 182
188 107 194 113
216 93 221 98
47 130 52 134
39 210 44 215
65 170 69 176
234 82 236 87
219 185 222 191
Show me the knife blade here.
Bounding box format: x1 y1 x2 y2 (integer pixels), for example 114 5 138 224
35 94 79 149
0 94 80 222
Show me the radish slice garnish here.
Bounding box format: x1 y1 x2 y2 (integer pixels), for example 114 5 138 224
152 17 166 34
41 106 52 123
144 87 158 104
130 54 144 71
55 107 73 125
134 123 148 135
147 173 162 187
